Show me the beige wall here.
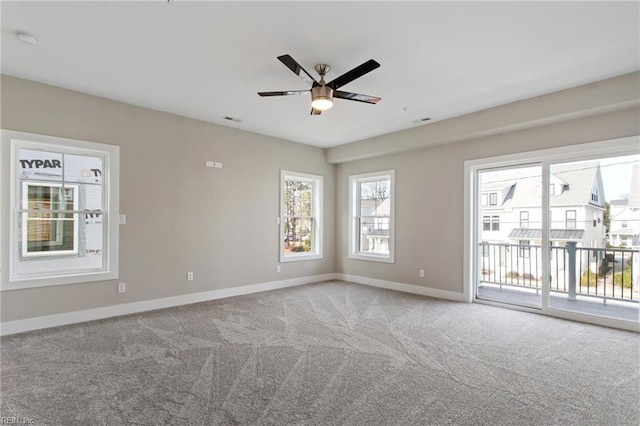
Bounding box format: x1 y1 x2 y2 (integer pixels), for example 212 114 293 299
1 73 638 325
335 107 640 292
1 75 335 322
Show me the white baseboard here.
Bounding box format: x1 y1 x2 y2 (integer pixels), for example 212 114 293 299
336 274 467 302
0 273 466 336
0 273 338 336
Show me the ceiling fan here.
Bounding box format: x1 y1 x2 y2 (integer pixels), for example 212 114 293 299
258 54 381 115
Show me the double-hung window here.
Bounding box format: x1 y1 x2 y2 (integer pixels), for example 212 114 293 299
3 130 119 289
349 170 395 263
280 170 323 261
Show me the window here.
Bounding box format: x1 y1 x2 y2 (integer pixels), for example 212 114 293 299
622 221 628 228
591 187 599 203
520 211 529 228
280 170 322 261
491 216 500 231
489 193 497 206
518 240 530 258
4 130 119 289
349 170 395 263
22 182 79 257
481 193 488 206
566 210 576 229
482 215 500 231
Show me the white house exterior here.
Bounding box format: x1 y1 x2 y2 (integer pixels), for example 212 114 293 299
609 165 639 249
479 162 607 280
359 197 390 254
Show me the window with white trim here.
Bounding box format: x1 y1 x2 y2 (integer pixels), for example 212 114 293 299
4 130 119 289
280 170 323 262
349 170 395 263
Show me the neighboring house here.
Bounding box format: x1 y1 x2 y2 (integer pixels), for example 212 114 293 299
480 162 607 279
609 164 640 248
360 197 390 254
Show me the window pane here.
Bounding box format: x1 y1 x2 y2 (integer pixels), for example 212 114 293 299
358 215 390 255
349 170 394 262
26 214 75 253
283 217 313 253
18 149 63 183
281 172 321 260
63 153 103 184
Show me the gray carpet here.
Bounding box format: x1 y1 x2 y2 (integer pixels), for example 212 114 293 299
1 280 638 425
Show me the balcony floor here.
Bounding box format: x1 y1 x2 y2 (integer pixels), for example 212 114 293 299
477 284 640 322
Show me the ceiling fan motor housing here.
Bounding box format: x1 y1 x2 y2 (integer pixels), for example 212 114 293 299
311 85 334 110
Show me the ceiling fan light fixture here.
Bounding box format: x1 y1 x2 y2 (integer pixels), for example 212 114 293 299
311 85 333 111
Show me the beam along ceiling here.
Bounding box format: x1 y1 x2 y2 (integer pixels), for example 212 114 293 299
1 1 638 148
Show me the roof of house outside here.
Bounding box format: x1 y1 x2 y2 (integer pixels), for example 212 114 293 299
481 162 604 208
509 228 585 240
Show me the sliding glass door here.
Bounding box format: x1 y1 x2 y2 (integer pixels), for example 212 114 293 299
468 137 639 329
547 156 639 321
476 164 543 309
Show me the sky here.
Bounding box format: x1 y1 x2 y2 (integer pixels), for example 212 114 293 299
599 154 639 201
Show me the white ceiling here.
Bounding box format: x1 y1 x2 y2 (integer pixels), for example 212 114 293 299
2 1 638 148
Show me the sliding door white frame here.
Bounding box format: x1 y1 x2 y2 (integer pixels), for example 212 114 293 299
464 136 640 332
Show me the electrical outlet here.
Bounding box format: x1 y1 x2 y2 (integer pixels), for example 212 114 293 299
187 272 194 281
118 282 126 293
276 265 281 273
419 269 425 278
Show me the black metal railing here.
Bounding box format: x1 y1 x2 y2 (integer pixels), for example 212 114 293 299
479 242 638 302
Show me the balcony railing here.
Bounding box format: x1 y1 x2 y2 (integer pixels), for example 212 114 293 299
479 242 638 302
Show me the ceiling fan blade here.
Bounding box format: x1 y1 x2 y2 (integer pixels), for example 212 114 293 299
334 90 381 104
258 90 309 97
310 108 322 115
277 54 318 87
327 59 380 90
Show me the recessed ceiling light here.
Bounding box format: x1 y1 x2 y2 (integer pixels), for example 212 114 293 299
16 31 38 46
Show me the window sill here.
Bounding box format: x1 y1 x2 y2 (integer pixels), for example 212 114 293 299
349 253 395 263
3 269 118 291
280 253 323 263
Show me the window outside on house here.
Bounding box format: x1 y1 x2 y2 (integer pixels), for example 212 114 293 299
566 210 576 228
5 131 119 288
489 193 498 206
520 211 529 228
491 216 500 231
23 182 79 256
518 240 530 258
349 170 395 262
280 171 322 261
